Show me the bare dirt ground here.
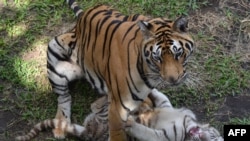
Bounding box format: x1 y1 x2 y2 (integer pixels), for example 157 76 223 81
188 0 250 121
186 0 250 131
0 0 250 141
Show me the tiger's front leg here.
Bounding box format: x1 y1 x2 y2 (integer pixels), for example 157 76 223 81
47 33 83 138
108 98 128 141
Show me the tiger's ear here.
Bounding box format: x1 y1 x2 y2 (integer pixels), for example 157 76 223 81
173 16 188 33
137 21 153 39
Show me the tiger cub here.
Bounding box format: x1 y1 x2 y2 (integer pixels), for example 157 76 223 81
15 96 109 141
125 89 224 141
15 113 108 141
16 89 223 141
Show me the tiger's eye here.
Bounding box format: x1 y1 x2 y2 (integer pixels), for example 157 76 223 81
145 51 150 57
150 46 153 51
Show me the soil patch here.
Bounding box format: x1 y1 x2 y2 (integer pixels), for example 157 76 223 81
216 94 250 122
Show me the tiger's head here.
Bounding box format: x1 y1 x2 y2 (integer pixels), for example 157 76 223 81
137 17 194 89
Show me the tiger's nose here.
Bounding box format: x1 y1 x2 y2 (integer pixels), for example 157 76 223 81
168 72 186 84
168 76 178 84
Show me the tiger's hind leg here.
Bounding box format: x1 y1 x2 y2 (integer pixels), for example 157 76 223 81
47 32 83 138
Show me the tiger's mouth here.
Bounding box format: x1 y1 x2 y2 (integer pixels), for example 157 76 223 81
155 73 187 89
188 126 203 139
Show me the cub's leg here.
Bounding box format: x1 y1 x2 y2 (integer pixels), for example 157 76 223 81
15 119 86 141
149 89 172 108
125 116 167 141
47 32 83 138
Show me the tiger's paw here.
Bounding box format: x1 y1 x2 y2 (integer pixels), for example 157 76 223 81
53 128 66 139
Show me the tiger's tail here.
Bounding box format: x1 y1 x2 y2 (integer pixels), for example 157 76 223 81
65 0 83 18
15 119 85 141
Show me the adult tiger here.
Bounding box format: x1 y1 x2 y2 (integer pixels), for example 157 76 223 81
47 0 194 140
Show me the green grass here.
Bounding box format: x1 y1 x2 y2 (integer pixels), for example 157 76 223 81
204 52 249 97
0 0 249 140
229 117 250 125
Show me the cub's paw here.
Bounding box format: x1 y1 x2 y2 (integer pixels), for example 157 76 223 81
124 115 136 134
125 115 135 128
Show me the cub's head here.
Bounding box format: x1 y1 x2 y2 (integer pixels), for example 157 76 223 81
138 17 194 89
187 125 224 141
